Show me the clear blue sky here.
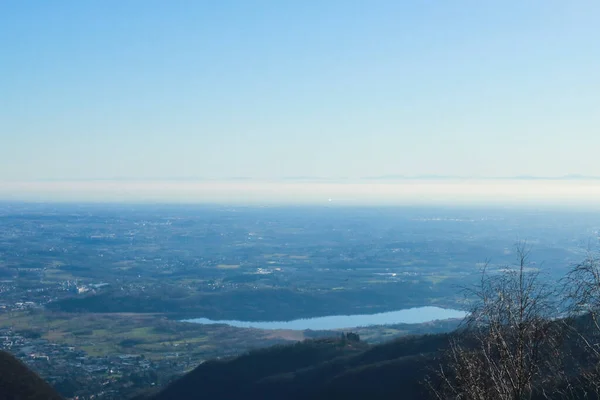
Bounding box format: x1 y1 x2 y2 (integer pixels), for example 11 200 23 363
2 1 599 181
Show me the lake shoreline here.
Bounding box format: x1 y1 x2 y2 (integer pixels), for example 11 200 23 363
182 306 468 331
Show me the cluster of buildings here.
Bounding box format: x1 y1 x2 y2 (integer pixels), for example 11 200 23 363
0 327 167 399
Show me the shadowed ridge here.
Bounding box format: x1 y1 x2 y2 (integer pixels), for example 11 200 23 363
0 350 63 400
247 333 453 400
152 337 369 400
149 333 452 400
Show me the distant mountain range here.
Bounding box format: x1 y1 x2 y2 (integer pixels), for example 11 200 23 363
358 174 600 181
16 174 600 183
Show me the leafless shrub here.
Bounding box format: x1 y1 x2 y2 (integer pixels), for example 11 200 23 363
562 250 600 399
428 243 564 400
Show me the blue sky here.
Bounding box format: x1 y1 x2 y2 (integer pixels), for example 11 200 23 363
1 1 599 183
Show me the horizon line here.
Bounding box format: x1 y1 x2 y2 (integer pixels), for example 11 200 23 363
2 174 600 183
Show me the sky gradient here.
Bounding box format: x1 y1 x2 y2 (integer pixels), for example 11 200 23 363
1 1 599 202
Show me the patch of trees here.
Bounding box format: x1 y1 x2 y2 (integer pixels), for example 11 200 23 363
16 329 42 339
120 338 146 348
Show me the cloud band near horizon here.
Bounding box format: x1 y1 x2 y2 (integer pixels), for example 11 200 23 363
2 180 600 207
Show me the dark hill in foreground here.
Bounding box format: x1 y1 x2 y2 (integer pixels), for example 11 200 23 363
0 350 63 400
148 333 452 400
145 320 600 400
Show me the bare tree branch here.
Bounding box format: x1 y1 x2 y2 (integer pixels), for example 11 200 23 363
428 242 563 400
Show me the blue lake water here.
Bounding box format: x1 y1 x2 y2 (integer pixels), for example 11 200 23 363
183 306 467 330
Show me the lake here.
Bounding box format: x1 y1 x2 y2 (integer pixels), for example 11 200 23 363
183 306 467 330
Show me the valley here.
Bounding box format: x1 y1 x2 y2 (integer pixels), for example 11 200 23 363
1 203 599 398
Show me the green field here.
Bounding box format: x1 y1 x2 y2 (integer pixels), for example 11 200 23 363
0 311 292 361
